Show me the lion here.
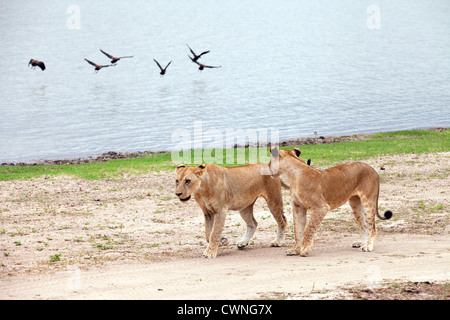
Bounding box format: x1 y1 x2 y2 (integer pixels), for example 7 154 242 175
175 163 287 258
268 146 392 257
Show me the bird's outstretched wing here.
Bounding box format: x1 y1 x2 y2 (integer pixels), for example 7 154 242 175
84 58 97 67
187 44 210 60
165 60 172 69
204 65 221 68
153 59 163 70
186 44 196 56
100 49 114 59
118 55 133 59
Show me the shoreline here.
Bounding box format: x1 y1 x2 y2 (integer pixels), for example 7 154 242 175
1 127 447 167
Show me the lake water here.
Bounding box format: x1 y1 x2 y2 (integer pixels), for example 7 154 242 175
1 0 449 163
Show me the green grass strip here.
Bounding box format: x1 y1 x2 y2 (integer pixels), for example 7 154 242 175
0 129 448 181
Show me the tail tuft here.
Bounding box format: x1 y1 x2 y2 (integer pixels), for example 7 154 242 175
384 210 393 220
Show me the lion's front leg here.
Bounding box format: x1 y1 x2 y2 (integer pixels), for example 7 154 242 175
202 211 227 258
204 213 214 243
286 202 307 256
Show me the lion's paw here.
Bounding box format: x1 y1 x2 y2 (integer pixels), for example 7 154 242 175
352 241 362 248
202 248 217 258
202 252 217 259
286 248 300 256
220 237 229 246
270 240 284 247
299 250 309 257
299 245 312 257
360 244 373 252
236 241 249 249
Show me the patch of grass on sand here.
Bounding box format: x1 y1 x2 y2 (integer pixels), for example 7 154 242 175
0 129 448 181
0 152 173 181
295 128 449 167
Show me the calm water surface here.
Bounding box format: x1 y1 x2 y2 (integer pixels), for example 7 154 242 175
1 0 449 162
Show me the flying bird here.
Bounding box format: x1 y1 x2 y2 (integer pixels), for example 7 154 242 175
84 58 112 73
189 57 221 71
28 59 45 71
100 49 133 64
186 44 210 62
153 59 172 76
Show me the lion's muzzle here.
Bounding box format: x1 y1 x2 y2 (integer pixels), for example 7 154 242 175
176 194 191 202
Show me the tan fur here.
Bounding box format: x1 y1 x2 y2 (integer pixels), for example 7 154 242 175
175 163 287 258
269 147 392 257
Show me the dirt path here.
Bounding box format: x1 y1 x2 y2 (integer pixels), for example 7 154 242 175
2 233 449 300
1 152 449 299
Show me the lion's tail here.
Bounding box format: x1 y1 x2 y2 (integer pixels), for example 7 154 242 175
376 184 393 220
377 210 393 220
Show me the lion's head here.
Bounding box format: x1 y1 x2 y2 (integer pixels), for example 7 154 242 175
174 164 207 202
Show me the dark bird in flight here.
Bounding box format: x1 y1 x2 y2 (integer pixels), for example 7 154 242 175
153 59 172 76
189 57 221 71
84 58 112 73
28 59 45 71
186 44 210 62
100 49 133 64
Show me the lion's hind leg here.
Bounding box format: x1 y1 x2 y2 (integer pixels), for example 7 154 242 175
299 204 329 257
349 196 365 248
350 195 377 252
237 204 258 249
360 195 377 252
264 196 287 248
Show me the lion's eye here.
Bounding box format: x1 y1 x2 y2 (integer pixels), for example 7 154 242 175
176 180 179 185
185 179 191 184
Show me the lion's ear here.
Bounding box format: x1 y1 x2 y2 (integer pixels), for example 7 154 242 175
292 148 301 157
195 164 207 177
175 164 186 173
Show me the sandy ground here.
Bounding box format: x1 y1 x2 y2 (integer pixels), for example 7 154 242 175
0 152 449 299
